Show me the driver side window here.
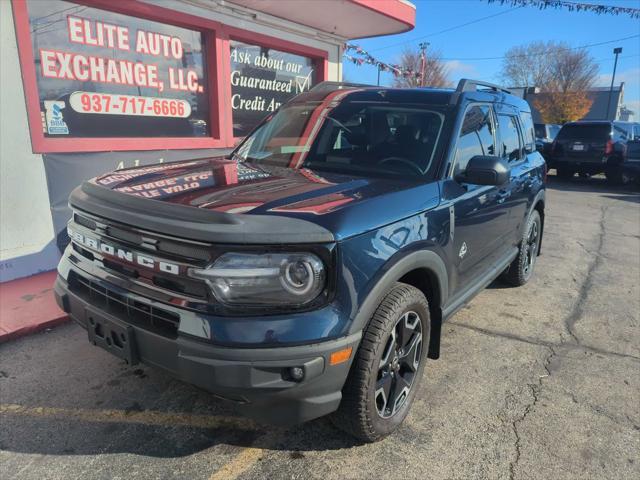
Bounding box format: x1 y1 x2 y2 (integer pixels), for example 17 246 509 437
453 105 495 177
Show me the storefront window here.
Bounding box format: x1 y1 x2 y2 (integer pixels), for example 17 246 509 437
230 40 316 137
26 0 210 138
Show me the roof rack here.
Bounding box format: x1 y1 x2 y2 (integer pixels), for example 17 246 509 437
309 81 375 92
450 78 511 104
456 78 511 94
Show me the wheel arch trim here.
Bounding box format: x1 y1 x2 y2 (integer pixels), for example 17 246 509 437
348 250 448 335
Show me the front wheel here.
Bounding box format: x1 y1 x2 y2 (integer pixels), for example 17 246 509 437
501 210 541 286
331 283 430 442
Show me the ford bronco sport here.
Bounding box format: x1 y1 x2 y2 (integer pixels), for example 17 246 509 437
55 79 546 442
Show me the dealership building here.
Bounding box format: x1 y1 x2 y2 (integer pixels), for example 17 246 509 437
1 0 415 286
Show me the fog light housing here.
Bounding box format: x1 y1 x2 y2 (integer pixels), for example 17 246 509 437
286 366 305 382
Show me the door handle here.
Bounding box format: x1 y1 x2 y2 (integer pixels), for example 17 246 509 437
497 190 511 203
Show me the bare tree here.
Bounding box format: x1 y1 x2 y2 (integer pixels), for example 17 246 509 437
501 41 555 88
548 47 599 93
501 41 598 92
502 41 599 123
392 47 450 88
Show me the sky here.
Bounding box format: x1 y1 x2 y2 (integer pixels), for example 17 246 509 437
343 0 640 119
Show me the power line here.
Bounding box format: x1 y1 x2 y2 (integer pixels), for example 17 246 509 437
368 6 523 52
437 34 640 61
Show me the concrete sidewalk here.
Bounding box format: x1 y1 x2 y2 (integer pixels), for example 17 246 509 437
0 270 68 343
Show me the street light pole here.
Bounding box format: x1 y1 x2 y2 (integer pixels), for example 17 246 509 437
605 47 622 120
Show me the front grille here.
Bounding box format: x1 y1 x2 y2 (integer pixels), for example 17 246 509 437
74 213 97 230
71 212 212 299
74 213 212 262
68 271 180 339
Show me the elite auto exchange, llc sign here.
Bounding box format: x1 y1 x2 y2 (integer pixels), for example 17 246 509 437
28 0 210 138
230 41 316 137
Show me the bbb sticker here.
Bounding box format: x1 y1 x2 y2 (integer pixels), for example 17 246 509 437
44 100 69 135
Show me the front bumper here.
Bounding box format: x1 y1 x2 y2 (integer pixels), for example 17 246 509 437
54 274 360 425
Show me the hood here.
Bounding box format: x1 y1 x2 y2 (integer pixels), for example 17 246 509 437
92 157 441 240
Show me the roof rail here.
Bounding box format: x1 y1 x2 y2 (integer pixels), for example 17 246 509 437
450 78 511 104
456 78 511 94
310 81 375 92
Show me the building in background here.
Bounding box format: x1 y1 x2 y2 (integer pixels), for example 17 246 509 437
513 83 633 123
1 0 415 282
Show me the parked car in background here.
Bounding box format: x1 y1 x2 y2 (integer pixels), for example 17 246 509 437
549 120 640 183
622 139 640 184
534 123 561 162
55 79 546 442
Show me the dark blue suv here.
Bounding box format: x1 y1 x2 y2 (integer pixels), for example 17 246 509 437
54 80 546 442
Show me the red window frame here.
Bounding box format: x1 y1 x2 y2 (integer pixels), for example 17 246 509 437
11 0 328 153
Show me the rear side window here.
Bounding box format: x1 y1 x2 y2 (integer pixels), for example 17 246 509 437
520 112 535 153
556 124 611 142
453 105 495 176
498 114 523 162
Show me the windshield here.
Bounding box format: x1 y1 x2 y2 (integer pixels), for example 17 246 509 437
535 124 561 140
534 124 546 139
233 101 445 178
548 125 561 139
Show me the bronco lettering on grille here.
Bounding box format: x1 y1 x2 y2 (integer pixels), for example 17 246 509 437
68 226 180 275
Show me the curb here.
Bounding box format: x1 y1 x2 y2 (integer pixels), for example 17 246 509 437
0 315 70 344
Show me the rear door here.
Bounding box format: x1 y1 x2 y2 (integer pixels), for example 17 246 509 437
495 108 535 245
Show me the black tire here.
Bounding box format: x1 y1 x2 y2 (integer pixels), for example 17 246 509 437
605 168 623 185
331 283 430 442
556 167 574 180
501 210 541 287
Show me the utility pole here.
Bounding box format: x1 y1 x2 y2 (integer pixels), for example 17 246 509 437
605 47 622 120
418 42 429 87
377 65 381 86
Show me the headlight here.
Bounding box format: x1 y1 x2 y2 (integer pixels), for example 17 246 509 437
189 252 326 306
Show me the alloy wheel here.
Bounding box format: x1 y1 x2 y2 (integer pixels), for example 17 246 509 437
375 311 423 418
523 219 539 277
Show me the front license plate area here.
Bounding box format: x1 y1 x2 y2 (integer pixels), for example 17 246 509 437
86 308 138 365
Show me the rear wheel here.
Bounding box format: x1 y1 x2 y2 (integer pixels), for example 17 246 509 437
501 210 541 287
605 167 623 184
331 283 429 442
556 167 574 180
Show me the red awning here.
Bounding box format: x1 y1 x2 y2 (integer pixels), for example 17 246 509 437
226 0 415 39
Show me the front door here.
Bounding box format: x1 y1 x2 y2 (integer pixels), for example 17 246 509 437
443 104 511 296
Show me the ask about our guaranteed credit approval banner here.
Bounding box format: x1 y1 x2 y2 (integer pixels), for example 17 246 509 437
27 0 210 138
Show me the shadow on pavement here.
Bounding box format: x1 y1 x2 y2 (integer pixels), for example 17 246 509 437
546 172 640 196
0 325 363 460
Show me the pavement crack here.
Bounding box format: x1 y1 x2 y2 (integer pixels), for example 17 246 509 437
567 392 640 431
449 322 640 362
564 205 608 344
508 346 554 480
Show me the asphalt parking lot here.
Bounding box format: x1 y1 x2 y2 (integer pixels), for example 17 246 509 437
1 175 639 480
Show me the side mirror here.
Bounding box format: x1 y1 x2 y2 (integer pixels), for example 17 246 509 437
456 155 510 186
